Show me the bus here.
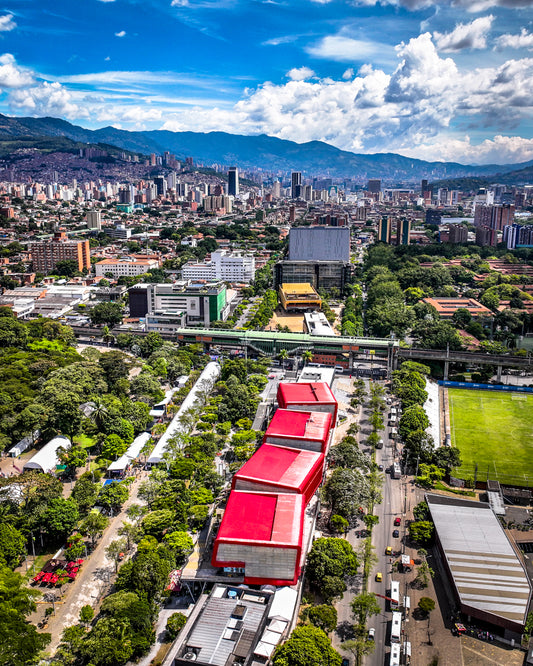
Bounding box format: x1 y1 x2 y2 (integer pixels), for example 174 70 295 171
390 581 400 610
391 462 402 479
391 611 402 644
389 643 401 666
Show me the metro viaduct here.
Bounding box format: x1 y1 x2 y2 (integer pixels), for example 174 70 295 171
174 328 532 380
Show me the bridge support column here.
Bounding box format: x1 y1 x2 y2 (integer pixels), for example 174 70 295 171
497 365 502 383
349 350 353 373
444 361 449 381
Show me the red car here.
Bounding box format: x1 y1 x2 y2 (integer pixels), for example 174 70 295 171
394 517 401 526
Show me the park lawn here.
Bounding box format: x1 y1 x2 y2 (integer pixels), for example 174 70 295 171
448 388 533 486
74 434 97 449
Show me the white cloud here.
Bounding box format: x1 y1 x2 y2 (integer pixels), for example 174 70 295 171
342 68 354 79
97 0 116 3
495 28 533 50
0 14 16 32
159 32 533 163
306 35 392 62
350 0 533 9
0 54 34 88
287 66 315 81
171 0 190 5
8 81 88 119
114 30 126 37
433 16 494 52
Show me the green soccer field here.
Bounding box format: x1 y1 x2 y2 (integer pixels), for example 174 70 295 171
448 388 533 486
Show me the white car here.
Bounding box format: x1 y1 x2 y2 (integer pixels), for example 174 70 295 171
368 628 375 640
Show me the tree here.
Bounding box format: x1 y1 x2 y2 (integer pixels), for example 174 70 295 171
81 510 109 547
80 604 94 626
432 446 462 473
307 605 338 633
351 593 381 627
57 444 87 477
79 617 134 666
42 498 80 542
89 301 124 326
399 405 429 441
409 520 435 546
329 514 349 535
54 259 80 277
273 626 342 666
324 468 371 520
418 596 436 615
166 612 187 640
65 533 86 562
163 531 194 564
0 564 51 665
106 538 127 572
71 476 99 514
415 561 434 588
341 638 375 660
306 538 358 601
118 521 139 551
0 523 25 568
98 482 129 512
101 434 128 461
141 510 175 539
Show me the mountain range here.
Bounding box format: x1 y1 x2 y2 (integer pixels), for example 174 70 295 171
0 113 532 183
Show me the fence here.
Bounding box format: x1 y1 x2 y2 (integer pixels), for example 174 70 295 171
439 380 533 394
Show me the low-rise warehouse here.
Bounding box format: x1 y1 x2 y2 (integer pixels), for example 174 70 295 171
277 381 338 426
212 491 305 586
232 444 324 504
263 409 331 453
426 494 532 636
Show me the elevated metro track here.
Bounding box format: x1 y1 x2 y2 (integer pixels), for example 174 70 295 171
72 326 532 377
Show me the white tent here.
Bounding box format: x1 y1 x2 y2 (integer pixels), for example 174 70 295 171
8 430 40 457
23 435 70 474
147 362 220 466
107 431 151 475
268 587 298 622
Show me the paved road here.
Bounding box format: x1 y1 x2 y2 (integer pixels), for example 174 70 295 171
37 473 147 656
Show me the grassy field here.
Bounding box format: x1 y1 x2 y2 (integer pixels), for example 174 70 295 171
448 388 533 486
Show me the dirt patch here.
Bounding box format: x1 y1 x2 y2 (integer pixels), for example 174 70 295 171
265 312 305 332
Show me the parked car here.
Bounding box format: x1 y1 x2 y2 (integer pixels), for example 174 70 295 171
368 627 375 640
393 529 400 538
394 517 401 526
375 572 382 582
385 546 393 555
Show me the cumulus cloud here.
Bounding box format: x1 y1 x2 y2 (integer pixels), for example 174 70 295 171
0 14 16 32
114 30 126 37
287 66 315 81
158 32 533 163
400 134 533 164
495 28 533 50
0 54 34 88
351 0 533 10
433 16 493 52
8 81 88 119
342 68 354 79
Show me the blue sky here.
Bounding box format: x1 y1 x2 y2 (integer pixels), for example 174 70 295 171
1 0 533 163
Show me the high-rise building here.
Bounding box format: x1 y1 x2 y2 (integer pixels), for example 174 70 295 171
448 225 468 244
154 177 167 197
31 232 91 273
378 216 392 243
367 179 381 194
86 210 102 230
396 219 411 246
291 172 302 199
228 167 239 197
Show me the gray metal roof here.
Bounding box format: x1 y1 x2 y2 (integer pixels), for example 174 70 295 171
427 494 531 627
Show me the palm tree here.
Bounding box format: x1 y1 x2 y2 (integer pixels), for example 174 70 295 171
302 350 313 366
278 349 289 368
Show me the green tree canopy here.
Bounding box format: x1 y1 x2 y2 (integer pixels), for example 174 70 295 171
273 625 342 666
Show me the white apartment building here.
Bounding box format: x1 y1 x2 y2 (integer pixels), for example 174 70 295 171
181 250 255 284
95 256 159 278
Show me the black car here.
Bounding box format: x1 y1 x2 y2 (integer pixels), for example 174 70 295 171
342 659 350 666
392 529 400 538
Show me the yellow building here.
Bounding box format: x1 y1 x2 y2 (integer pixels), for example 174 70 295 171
279 283 322 311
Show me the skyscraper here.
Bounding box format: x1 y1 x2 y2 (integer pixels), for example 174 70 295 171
228 167 239 197
378 216 392 243
291 172 302 199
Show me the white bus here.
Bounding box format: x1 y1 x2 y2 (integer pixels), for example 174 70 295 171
390 643 401 666
391 611 402 644
390 581 400 610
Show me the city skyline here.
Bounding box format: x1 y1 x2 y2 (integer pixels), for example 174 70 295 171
1 0 533 164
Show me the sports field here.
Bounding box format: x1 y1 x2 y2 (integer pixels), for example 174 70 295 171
448 388 533 486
